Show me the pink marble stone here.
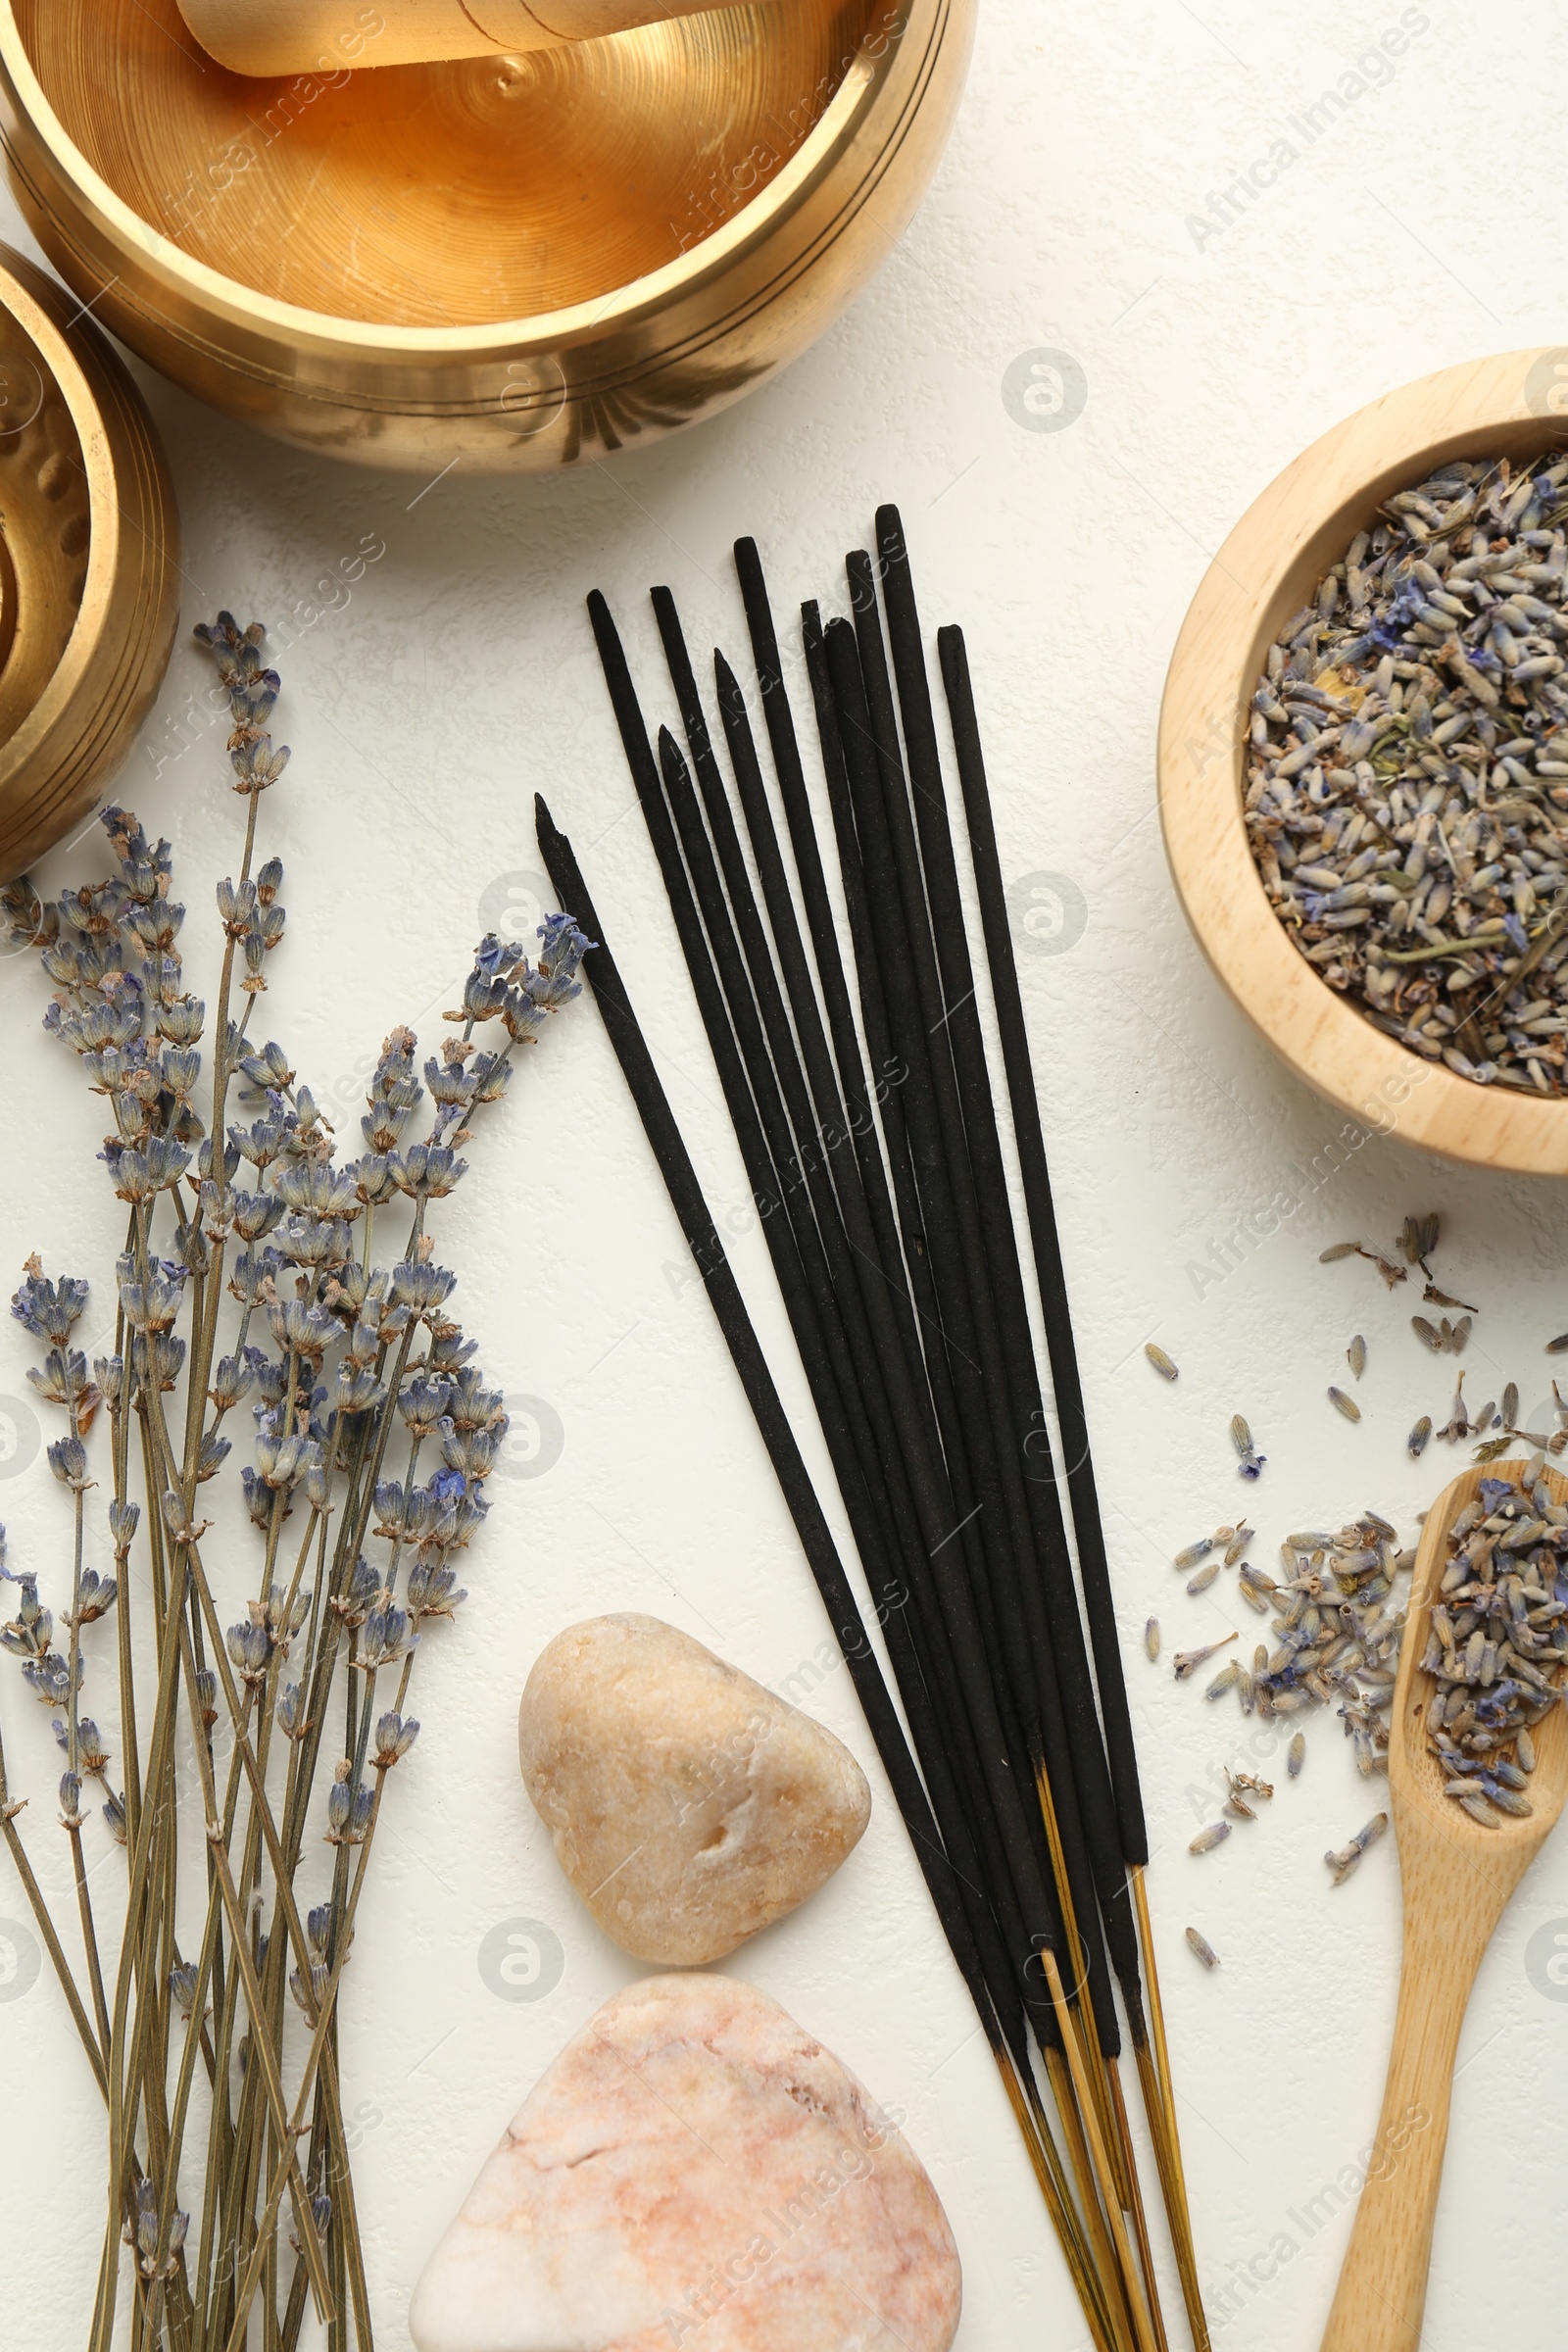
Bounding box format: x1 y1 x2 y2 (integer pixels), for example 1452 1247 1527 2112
408 1974 961 2352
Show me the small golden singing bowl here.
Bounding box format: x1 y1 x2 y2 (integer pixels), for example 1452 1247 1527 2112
0 0 972 473
0 241 179 885
1158 349 1568 1178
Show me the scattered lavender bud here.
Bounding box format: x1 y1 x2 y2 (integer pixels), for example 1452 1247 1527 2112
1326 1812 1388 1886
1230 1413 1265 1480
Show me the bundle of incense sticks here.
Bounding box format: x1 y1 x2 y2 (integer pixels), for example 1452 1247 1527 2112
535 507 1207 2352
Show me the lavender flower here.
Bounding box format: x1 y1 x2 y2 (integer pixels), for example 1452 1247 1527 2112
470 1051 512 1106
275 1683 310 1741
397 1379 451 1439
291 1954 328 2015
128 2175 189 2278
324 1765 372 1846
158 997 204 1046
10 1262 88 1346
272 1160 360 1219
372 1711 419 1769
118 1262 186 1334
356 1603 416 1673
208 1353 255 1412
425 1328 478 1373
535 912 592 997
217 877 258 938
54 1716 109 1773
230 737 290 796
331 1556 380 1629
440 1423 507 1480
447 1370 507 1431
253 1423 310 1490
266 1298 335 1361
388 1144 466 1201
333 1361 384 1416
389 1261 457 1320
0 1572 51 1660
195 1432 230 1484
27 1348 98 1416
407 1559 466 1621
226 1621 270 1685
65 1571 118 1628
47 1437 90 1491
24 1654 79 1709
146 1335 185 1392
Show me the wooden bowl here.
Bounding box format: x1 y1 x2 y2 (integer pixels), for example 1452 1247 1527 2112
1158 350 1568 1177
0 0 973 473
0 241 179 884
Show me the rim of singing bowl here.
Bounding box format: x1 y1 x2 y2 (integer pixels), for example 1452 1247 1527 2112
0 242 179 882
0 0 943 372
1158 346 1568 1178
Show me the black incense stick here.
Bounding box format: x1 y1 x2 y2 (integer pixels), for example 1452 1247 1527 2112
577 603 1075 2070
936 621 1149 1868
711 648 928 1389
935 617 1209 2352
821 608 1122 2064
856 520 1177 2324
637 689 1067 2036
569 534 1200 2352
863 525 1148 2031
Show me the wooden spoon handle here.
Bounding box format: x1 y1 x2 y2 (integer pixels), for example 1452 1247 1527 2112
1318 1906 1486 2352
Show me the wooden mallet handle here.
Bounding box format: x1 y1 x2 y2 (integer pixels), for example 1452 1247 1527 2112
177 0 761 74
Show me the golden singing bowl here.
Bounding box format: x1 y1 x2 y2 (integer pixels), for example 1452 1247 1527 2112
0 0 972 471
0 241 179 884
1159 348 1568 1178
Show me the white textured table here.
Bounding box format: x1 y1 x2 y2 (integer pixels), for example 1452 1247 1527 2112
4 2 1568 2345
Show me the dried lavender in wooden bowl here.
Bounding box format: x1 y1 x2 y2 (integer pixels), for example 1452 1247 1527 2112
1246 454 1568 1093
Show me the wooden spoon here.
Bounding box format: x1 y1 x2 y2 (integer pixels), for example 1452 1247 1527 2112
1320 1460 1568 2352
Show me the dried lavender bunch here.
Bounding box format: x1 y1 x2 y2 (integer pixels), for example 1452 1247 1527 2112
1420 1458 1568 1825
1247 454 1568 1092
0 612 590 2352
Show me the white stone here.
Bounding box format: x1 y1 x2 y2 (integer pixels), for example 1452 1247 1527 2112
516 1613 871 1965
408 1973 961 2352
